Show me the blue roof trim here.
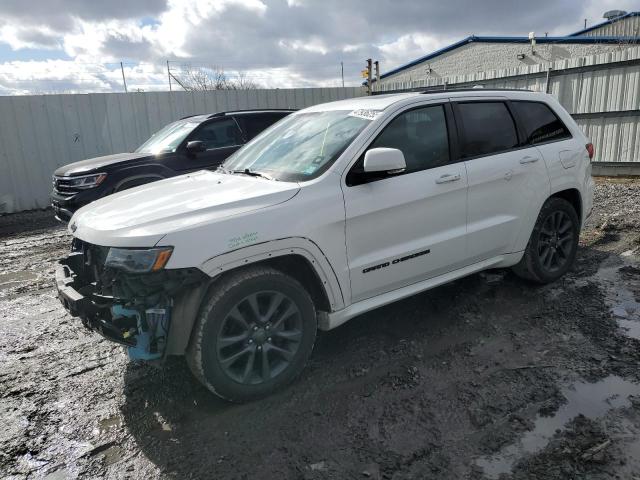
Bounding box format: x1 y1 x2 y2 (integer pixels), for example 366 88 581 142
378 33 640 80
568 11 639 36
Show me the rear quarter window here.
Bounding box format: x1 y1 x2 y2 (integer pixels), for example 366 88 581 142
511 101 572 145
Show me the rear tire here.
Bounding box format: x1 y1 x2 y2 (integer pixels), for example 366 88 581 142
186 266 316 402
512 197 580 284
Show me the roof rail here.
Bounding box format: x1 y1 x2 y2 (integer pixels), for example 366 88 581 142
420 87 532 94
207 108 297 118
179 109 296 120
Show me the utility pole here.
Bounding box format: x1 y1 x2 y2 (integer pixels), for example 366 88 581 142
120 62 128 93
374 60 380 84
167 60 172 92
584 18 587 29
340 61 344 88
366 58 373 95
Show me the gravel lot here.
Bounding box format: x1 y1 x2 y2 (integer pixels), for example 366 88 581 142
1 178 639 480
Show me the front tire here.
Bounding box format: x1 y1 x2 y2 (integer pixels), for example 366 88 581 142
186 266 316 402
512 197 580 284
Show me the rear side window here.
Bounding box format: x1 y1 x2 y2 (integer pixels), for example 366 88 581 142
238 113 289 140
511 101 571 145
369 105 450 173
456 102 518 158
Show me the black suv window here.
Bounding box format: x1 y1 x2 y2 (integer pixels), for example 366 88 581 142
191 118 243 150
511 101 571 145
369 105 450 173
237 113 288 140
456 102 518 158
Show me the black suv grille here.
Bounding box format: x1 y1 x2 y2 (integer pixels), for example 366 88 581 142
53 176 81 198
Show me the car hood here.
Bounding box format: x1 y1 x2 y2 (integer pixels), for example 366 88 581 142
53 152 151 176
70 170 300 247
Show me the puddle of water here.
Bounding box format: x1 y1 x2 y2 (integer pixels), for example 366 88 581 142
476 375 640 479
618 319 640 341
0 270 38 291
98 415 122 432
42 469 69 480
101 445 124 466
592 258 640 340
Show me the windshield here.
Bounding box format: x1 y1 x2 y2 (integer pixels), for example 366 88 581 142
136 120 200 154
222 110 372 181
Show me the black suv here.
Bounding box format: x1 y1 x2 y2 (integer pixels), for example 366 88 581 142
51 109 294 221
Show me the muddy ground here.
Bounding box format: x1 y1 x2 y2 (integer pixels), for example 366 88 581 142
1 178 640 480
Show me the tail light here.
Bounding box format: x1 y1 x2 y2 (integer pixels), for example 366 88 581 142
586 143 594 160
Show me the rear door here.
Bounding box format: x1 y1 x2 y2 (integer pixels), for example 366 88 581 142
454 100 550 262
342 102 469 303
170 117 245 172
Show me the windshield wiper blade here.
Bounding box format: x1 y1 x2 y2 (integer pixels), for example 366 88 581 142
230 169 276 181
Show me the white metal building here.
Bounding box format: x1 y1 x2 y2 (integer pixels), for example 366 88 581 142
375 11 640 89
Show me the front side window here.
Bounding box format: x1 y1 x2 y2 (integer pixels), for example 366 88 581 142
191 118 244 150
456 102 519 158
369 105 450 173
223 110 371 182
136 120 200 154
511 101 571 145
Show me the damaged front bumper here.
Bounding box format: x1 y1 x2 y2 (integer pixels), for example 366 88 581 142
55 243 206 360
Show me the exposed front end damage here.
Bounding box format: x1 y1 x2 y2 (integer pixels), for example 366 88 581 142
56 239 207 361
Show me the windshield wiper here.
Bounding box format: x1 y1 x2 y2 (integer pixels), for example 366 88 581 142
229 168 276 181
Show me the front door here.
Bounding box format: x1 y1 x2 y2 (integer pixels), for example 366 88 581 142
172 117 245 172
342 103 469 304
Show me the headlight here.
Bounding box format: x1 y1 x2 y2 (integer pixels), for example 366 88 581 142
67 173 108 189
105 247 173 273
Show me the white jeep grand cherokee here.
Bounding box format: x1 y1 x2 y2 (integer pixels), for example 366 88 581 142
57 89 595 402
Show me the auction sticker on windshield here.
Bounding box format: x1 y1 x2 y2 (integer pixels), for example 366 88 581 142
348 109 381 120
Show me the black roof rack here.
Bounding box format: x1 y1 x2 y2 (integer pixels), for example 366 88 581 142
180 108 296 120
207 108 297 118
372 87 533 96
420 87 533 94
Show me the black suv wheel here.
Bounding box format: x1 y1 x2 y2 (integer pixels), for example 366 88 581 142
186 266 316 402
512 197 580 284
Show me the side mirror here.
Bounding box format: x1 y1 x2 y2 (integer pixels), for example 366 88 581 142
186 140 206 154
363 148 406 174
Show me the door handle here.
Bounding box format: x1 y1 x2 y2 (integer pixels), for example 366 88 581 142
520 156 539 164
435 173 461 184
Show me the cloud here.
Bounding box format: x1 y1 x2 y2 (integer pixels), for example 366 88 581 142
0 0 635 94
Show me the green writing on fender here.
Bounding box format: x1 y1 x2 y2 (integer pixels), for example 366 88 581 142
228 232 258 249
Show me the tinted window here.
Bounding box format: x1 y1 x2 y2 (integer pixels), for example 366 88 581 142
191 118 243 149
457 102 518 158
369 105 450 173
238 113 288 139
136 120 199 154
511 101 571 144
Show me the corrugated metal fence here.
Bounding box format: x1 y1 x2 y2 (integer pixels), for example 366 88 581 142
375 45 640 166
0 87 364 213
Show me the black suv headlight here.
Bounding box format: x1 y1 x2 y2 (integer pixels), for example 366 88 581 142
67 173 108 189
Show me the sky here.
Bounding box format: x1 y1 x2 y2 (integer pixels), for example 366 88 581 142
0 0 637 95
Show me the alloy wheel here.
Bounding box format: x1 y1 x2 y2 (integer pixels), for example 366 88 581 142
216 291 303 385
537 210 574 273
